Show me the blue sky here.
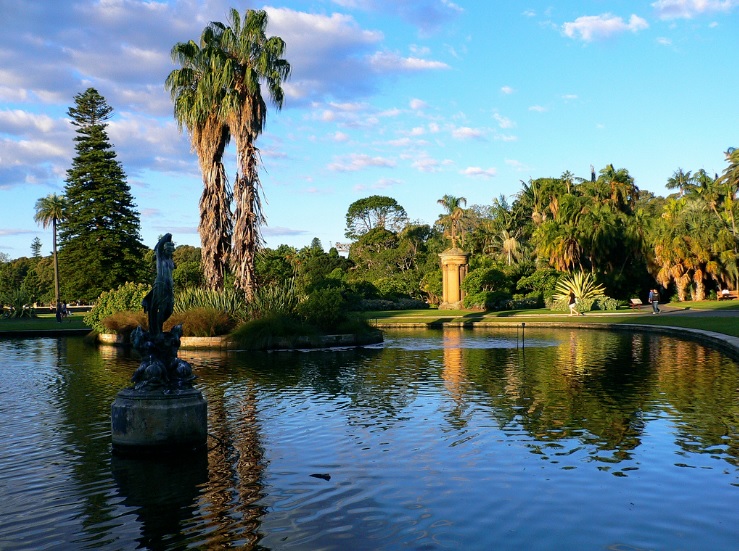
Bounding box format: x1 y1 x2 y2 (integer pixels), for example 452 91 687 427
1 0 737 260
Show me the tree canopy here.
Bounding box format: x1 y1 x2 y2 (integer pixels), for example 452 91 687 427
59 88 147 302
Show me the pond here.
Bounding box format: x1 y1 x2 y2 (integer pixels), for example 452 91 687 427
1 327 738 550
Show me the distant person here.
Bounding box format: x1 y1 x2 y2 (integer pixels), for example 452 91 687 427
568 291 579 316
648 288 661 314
55 301 62 323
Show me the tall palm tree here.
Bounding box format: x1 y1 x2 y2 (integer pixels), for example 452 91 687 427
437 195 467 248
600 164 638 214
166 39 233 290
34 193 67 307
206 8 291 299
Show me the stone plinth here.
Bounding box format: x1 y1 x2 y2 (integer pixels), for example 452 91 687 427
439 247 469 309
111 388 207 455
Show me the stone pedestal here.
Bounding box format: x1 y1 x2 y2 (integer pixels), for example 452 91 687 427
439 247 470 309
111 388 207 455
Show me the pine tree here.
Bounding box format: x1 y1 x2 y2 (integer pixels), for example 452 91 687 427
59 88 147 302
30 237 42 259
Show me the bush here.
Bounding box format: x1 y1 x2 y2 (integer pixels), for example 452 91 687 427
297 288 348 330
230 314 318 350
84 282 150 333
0 289 36 318
175 286 247 321
246 280 300 321
463 290 513 311
167 307 236 337
101 310 147 335
592 297 620 311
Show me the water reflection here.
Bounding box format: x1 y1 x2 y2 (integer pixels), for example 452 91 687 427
0 329 737 550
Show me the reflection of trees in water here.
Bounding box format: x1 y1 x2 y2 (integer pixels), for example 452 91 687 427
462 330 656 464
196 356 266 548
44 338 138 545
650 337 739 467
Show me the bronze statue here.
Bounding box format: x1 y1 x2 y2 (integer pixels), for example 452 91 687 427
130 234 194 391
142 233 175 336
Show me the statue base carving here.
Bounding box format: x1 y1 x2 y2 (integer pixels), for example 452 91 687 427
111 387 207 456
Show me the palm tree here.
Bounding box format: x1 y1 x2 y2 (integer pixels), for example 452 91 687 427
600 164 638 214
34 193 67 307
665 168 694 197
206 8 291 299
166 38 233 290
437 194 467 248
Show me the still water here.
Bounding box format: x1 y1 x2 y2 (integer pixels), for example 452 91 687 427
0 327 738 550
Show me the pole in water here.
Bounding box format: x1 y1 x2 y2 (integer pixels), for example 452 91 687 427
521 322 525 348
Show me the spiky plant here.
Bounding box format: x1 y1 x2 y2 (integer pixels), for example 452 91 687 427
551 271 605 312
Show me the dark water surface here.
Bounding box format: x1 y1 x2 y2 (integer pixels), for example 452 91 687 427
1 328 738 550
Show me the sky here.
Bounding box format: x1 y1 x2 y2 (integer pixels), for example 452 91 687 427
1 0 738 260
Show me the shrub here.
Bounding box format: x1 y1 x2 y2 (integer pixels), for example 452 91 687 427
84 282 150 333
101 310 147 336
246 280 300 321
175 286 247 321
550 272 605 313
592 297 620 311
229 313 318 350
463 290 513 310
0 289 36 318
297 288 348 330
166 307 236 337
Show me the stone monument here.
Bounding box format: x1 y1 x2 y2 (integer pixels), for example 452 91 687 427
111 233 207 455
438 217 469 309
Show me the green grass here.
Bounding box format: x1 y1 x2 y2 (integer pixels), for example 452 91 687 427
0 313 90 332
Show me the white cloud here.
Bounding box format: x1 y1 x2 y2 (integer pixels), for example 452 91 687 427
529 105 547 112
501 86 514 94
451 126 485 140
327 153 396 172
657 37 673 45
410 98 428 110
412 154 443 173
461 166 497 178
563 13 649 42
651 0 737 19
368 51 450 71
493 113 515 129
334 131 350 142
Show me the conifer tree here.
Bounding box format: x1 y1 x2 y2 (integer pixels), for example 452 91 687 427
59 88 147 301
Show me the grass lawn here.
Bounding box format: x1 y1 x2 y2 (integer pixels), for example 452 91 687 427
0 313 91 332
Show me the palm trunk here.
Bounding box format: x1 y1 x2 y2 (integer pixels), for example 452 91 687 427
195 120 232 290
52 218 60 307
231 139 263 300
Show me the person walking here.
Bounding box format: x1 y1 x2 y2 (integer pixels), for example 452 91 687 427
649 288 661 314
568 291 581 316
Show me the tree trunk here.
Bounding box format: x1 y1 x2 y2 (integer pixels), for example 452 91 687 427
52 218 60 307
231 140 263 300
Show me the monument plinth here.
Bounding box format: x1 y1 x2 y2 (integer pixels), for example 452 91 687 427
111 233 208 456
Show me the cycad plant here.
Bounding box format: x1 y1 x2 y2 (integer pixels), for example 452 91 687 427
551 271 605 312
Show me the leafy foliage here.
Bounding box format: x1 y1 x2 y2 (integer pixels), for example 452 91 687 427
345 195 408 240
551 272 606 312
1 289 36 318
174 286 247 320
59 88 148 301
83 282 150 333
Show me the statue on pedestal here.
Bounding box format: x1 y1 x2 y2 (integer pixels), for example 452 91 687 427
129 233 194 391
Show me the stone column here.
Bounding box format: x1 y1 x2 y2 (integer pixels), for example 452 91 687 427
439 248 469 309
